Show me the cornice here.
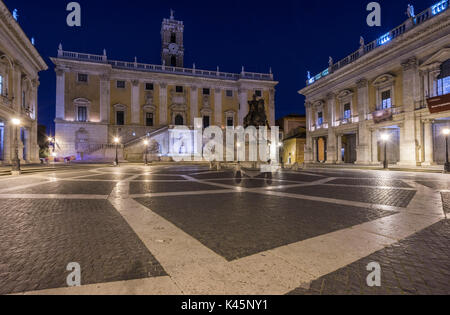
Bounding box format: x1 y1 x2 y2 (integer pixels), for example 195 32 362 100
0 1 47 72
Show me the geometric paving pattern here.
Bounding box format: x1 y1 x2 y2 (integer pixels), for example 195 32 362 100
0 165 448 295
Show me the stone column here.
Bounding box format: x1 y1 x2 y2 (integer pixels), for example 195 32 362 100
238 89 248 126
399 113 417 166
398 58 419 166
312 138 317 163
190 86 198 125
30 122 39 163
355 78 371 164
371 129 379 164
12 65 21 112
214 88 222 126
336 135 343 163
402 56 420 112
131 80 140 125
3 122 11 164
326 93 336 164
55 68 65 120
99 75 110 123
422 119 434 166
304 102 313 163
159 83 168 125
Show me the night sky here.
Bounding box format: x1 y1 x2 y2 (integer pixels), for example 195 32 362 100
3 0 435 132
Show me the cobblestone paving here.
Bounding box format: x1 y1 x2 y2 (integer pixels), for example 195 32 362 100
288 220 450 295
0 199 166 295
1 165 448 295
274 185 417 208
6 181 118 195
135 193 396 261
328 178 413 188
129 181 230 195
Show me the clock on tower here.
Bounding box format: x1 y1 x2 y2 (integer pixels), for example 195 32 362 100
161 10 184 67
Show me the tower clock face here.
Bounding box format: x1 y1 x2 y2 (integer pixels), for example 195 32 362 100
168 43 179 54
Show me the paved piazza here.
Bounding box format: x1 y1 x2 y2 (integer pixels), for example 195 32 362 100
0 165 448 295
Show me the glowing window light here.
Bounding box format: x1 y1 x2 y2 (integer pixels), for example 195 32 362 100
308 78 315 84
431 0 448 15
378 33 391 45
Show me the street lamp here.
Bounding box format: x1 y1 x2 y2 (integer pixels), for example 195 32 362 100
11 118 21 175
444 128 450 173
143 139 150 166
113 137 120 166
381 133 390 170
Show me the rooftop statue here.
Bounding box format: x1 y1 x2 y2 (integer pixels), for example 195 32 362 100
407 4 415 18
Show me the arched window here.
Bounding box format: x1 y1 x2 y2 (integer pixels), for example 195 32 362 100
437 59 450 96
171 56 177 67
175 114 184 126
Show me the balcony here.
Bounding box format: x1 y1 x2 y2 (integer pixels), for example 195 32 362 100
311 123 329 132
335 116 360 126
0 94 12 108
427 93 450 113
370 106 404 124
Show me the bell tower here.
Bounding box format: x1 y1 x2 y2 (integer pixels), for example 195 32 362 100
161 9 184 67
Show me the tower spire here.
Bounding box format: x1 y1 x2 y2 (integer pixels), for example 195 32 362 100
170 9 174 19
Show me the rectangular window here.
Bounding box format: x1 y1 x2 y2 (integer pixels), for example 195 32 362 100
255 90 262 97
146 113 154 127
22 91 26 108
116 81 126 89
343 103 351 119
145 83 154 91
0 75 3 95
170 33 177 43
203 116 210 129
77 73 88 83
116 111 125 125
226 90 233 97
317 112 323 126
381 90 392 109
77 106 87 122
176 86 183 93
227 117 234 127
203 88 210 95
437 77 450 96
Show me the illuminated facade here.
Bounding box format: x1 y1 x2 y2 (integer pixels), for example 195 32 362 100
0 1 48 165
51 12 277 161
300 2 450 167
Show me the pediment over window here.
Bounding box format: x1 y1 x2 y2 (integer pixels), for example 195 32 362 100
337 89 354 100
143 104 156 112
420 48 450 69
373 74 395 87
225 110 236 117
312 100 325 108
74 98 91 106
113 103 126 110
200 107 213 115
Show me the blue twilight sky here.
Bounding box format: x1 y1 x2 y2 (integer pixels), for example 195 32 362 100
3 0 435 131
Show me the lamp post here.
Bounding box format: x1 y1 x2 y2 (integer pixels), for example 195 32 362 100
113 137 120 166
381 133 390 170
143 139 149 166
444 128 450 173
11 118 21 175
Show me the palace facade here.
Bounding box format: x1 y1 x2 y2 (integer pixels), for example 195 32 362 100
0 1 47 165
300 1 450 167
52 12 277 161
